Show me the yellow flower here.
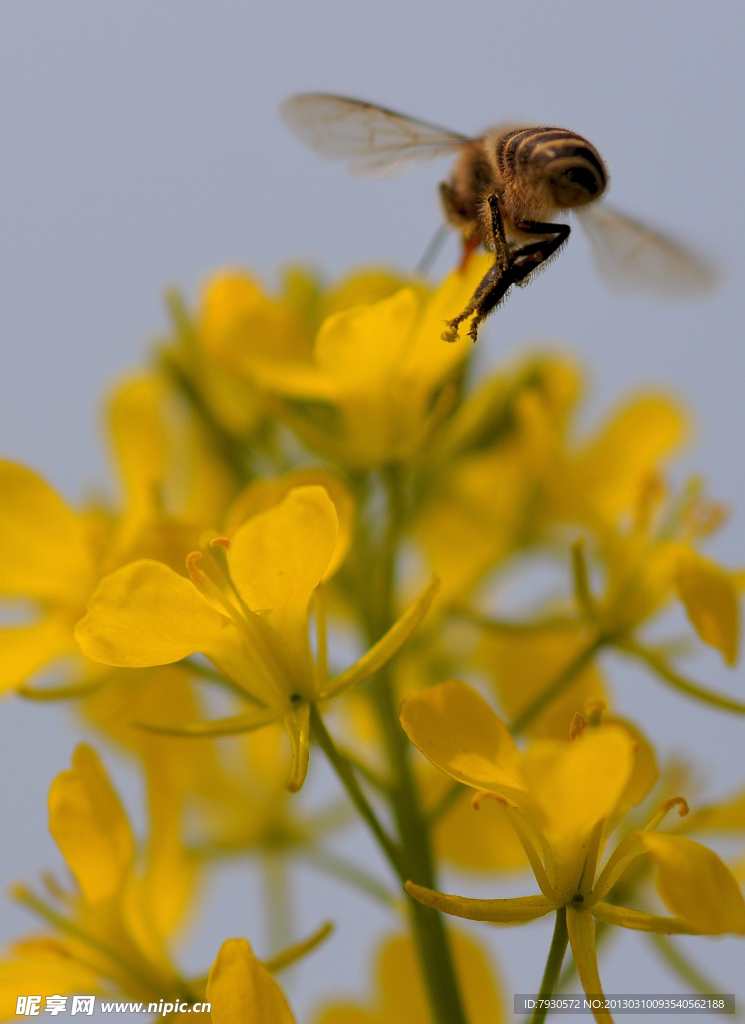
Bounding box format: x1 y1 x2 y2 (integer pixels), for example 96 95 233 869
0 744 200 1016
582 479 739 665
75 485 438 791
0 459 103 694
677 784 745 881
411 354 582 602
400 681 745 1021
241 257 493 469
474 625 607 741
0 744 329 1021
313 930 502 1024
0 373 237 698
161 266 418 440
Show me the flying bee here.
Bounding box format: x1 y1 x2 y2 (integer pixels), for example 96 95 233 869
280 94 717 342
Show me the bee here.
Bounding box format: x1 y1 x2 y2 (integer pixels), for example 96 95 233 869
280 94 716 342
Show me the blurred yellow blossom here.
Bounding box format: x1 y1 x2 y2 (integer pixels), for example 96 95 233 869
0 744 202 1017
314 930 502 1024
0 372 238 698
401 681 745 1021
206 937 295 1024
237 256 492 468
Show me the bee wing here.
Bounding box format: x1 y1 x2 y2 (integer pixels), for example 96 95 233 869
577 204 719 298
280 93 470 179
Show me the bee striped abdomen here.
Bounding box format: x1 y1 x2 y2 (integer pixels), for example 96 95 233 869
496 127 608 212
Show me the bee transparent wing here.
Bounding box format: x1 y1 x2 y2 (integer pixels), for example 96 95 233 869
279 93 469 179
578 204 719 298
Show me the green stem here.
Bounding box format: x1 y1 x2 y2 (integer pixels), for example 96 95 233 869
262 853 293 959
620 641 745 715
453 606 578 634
372 663 468 1024
510 636 606 735
309 705 406 880
334 745 392 795
363 464 468 1024
648 933 724 998
529 908 569 1024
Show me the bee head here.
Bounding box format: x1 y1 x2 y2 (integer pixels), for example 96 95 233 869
548 159 607 208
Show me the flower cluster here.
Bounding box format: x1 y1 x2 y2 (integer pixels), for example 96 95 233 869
0 258 743 1024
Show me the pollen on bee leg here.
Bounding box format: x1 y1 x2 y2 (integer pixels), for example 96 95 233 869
441 323 460 343
644 795 690 832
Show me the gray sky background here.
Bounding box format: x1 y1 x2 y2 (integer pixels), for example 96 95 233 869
0 3 743 1021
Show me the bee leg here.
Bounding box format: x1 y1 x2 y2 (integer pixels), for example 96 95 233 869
442 194 512 343
507 219 571 287
486 194 511 275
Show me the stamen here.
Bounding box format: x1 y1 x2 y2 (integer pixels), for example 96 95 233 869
662 796 689 817
633 473 666 534
186 551 207 587
683 496 728 540
644 795 689 832
569 712 586 740
472 790 505 810
210 536 231 550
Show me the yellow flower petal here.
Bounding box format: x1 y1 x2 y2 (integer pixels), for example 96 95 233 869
681 788 745 832
320 267 424 320
315 288 420 388
433 782 528 872
0 942 99 1020
74 560 233 668
199 270 311 367
571 394 687 523
228 486 338 612
106 374 166 512
404 881 554 924
606 716 659 811
675 550 740 665
404 254 493 379
0 460 95 604
640 832 745 934
314 928 503 1024
48 744 134 903
476 628 607 740
399 681 523 796
0 615 78 692
206 937 295 1024
225 471 354 580
522 725 635 840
